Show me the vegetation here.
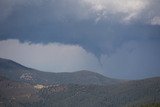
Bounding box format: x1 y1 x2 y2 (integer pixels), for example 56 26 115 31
0 58 160 107
140 103 160 107
1 74 160 107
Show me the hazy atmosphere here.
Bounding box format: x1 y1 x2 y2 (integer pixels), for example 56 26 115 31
0 0 160 79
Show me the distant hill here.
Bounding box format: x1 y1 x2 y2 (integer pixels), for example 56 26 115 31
0 58 160 107
0 58 122 85
30 77 160 107
0 76 40 107
0 75 159 107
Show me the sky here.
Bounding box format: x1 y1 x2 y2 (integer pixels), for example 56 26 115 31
0 0 160 79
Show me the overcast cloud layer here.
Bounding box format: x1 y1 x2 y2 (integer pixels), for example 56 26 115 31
0 0 160 79
0 0 160 24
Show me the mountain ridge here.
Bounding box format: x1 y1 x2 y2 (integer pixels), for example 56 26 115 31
0 58 122 85
0 58 160 107
0 75 159 107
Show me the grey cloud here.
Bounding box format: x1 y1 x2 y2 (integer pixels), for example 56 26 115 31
101 40 160 79
0 39 159 79
151 17 160 25
0 0 28 21
0 0 91 22
0 0 160 79
0 39 102 73
0 0 160 23
136 0 160 25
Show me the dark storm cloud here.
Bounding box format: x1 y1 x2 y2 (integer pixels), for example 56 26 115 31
101 40 160 79
0 0 159 55
0 0 160 79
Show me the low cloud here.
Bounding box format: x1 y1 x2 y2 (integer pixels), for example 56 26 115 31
101 41 160 79
0 39 160 79
0 39 102 73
